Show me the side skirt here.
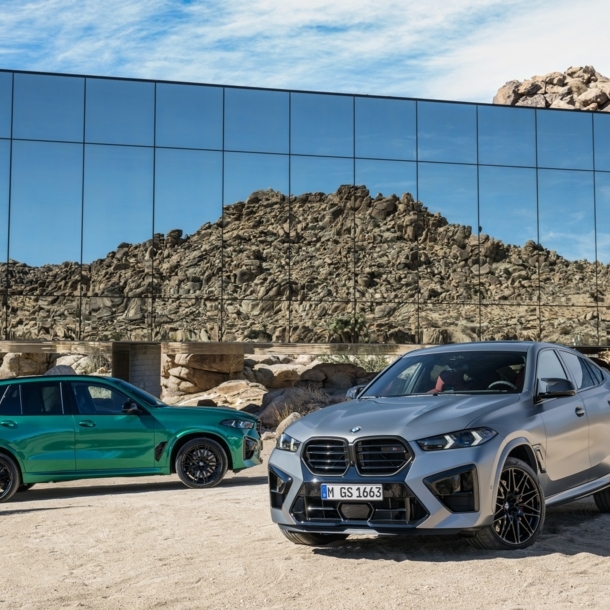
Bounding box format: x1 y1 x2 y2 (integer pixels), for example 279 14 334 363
546 473 610 507
22 468 166 484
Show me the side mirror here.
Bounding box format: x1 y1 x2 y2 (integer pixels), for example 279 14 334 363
346 385 365 400
537 378 577 399
122 399 143 415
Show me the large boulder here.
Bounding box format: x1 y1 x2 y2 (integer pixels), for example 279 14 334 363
171 379 268 410
253 363 303 389
0 353 54 378
173 353 243 375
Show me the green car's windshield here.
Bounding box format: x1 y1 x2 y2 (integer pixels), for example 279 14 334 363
363 351 527 398
114 379 167 407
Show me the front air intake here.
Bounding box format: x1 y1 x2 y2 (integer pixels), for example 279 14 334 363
355 438 411 476
303 439 349 476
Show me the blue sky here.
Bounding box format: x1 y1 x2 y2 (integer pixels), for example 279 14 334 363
0 0 608 103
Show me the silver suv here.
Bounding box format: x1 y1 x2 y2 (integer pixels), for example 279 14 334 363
268 342 610 550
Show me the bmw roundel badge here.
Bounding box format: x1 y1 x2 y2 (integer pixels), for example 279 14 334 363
350 426 362 433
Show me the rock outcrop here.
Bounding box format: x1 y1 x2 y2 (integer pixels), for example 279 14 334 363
494 66 610 111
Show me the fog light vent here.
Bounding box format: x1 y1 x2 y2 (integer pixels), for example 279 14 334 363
339 503 372 520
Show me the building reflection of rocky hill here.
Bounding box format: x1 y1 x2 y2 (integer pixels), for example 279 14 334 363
2 185 602 345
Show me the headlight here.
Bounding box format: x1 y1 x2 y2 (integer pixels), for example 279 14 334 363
220 419 255 429
417 428 497 451
276 433 302 453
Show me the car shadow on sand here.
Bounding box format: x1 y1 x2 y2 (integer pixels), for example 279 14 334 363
312 498 610 561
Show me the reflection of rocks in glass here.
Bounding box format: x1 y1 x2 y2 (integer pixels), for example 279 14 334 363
290 301 352 343
8 297 80 340
540 307 598 345
222 300 288 342
481 306 539 341
81 297 151 341
419 305 479 344
9 261 80 297
153 299 219 342
357 302 417 344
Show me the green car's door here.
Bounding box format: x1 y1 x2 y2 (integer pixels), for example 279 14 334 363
0 380 76 473
67 380 156 472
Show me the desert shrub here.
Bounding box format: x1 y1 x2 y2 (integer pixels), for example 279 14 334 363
271 386 336 427
317 353 394 372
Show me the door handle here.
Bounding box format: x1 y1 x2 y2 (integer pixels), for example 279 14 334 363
78 420 96 427
575 406 586 417
0 420 16 428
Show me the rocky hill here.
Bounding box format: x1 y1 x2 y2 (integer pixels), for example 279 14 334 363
494 65 610 111
3 185 603 345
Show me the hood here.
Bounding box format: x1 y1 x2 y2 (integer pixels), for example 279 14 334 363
285 394 522 442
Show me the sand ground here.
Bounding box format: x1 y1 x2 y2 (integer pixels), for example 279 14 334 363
2 444 610 610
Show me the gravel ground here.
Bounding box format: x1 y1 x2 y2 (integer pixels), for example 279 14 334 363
2 444 610 610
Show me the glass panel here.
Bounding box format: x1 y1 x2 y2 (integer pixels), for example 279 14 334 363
417 102 476 164
537 110 593 170
0 140 9 268
154 148 222 299
225 88 288 154
13 74 84 142
8 296 80 340
481 305 539 341
594 114 610 171
354 160 418 302
419 304 480 343
155 83 222 150
538 169 595 305
356 302 417 344
478 105 536 167
222 300 288 342
85 78 154 146
596 173 610 304
153 299 219 341
290 301 353 343
541 306 598 345
290 156 353 301
418 162 478 302
599 308 610 346
291 93 353 157
479 166 538 303
355 97 416 161
81 297 151 341
83 145 153 296
223 153 289 301
0 72 12 139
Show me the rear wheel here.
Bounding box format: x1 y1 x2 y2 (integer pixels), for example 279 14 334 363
470 457 545 551
281 529 348 546
175 438 228 489
593 487 610 512
0 454 21 503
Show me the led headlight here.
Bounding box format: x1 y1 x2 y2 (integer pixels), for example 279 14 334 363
220 419 255 429
417 428 497 451
276 433 301 453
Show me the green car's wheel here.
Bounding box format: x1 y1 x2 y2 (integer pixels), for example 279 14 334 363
17 484 36 493
176 438 228 489
281 529 349 546
0 454 21 503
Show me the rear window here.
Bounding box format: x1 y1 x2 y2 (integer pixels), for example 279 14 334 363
21 382 64 415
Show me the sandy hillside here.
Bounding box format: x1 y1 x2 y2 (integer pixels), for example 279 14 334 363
1 444 610 610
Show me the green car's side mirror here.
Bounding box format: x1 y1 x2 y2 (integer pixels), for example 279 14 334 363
122 399 143 415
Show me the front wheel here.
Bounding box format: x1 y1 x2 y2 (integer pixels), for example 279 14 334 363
175 438 228 489
0 453 21 503
281 529 349 546
470 457 545 550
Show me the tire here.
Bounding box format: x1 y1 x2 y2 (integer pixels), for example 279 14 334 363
175 438 228 489
17 483 35 493
0 453 21 503
470 457 545 551
281 529 349 546
593 487 610 512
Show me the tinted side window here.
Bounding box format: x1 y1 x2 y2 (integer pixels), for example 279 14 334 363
71 383 129 415
0 385 21 416
21 382 64 415
583 359 604 385
537 350 568 383
560 352 595 390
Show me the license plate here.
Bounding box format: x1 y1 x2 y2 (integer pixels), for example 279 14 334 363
321 484 383 502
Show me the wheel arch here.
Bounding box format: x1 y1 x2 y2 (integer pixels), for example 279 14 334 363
506 444 538 474
169 432 234 473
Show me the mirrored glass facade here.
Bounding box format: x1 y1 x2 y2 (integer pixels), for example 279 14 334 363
1 69 608 345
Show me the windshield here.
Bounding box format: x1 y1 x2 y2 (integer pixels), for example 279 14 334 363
114 379 167 407
363 351 527 397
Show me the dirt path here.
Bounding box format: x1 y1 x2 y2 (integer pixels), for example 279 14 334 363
2 445 610 610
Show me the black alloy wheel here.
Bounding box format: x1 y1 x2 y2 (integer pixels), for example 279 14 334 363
0 454 21 503
175 438 228 489
470 457 545 550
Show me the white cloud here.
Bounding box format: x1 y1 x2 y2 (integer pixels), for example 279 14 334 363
0 0 608 102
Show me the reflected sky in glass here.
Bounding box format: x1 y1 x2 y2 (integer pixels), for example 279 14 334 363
478 106 536 167
595 172 610 263
155 148 222 236
538 169 594 261
291 155 352 196
0 72 11 139
355 97 416 160
0 139 9 262
537 110 593 170
418 162 477 229
418 102 476 164
225 88 288 154
224 152 288 205
156 83 222 150
291 93 353 157
13 74 84 142
10 141 82 266
479 166 537 247
83 145 153 261
86 79 154 146
594 114 610 172
355 159 416 200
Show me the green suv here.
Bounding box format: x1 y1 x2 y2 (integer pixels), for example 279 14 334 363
0 375 262 502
